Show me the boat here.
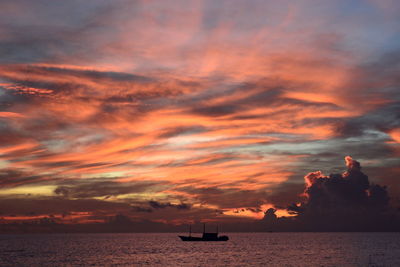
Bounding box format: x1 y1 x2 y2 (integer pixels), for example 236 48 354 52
178 224 229 241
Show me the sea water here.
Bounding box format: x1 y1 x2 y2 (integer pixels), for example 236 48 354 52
1 232 400 266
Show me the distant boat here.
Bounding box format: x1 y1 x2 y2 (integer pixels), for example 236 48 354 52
178 224 229 241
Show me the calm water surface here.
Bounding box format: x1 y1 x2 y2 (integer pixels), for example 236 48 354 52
1 233 400 266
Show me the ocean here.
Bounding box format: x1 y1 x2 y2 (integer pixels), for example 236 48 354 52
1 233 399 266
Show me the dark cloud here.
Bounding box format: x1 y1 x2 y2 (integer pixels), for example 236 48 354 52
285 156 398 231
188 78 343 121
131 206 153 213
0 0 119 64
0 65 152 93
0 65 190 106
53 179 167 199
0 27 74 63
367 166 400 205
335 103 400 138
176 186 268 209
148 200 191 210
0 169 46 187
266 181 305 208
191 104 239 117
158 125 207 138
333 49 400 139
43 67 153 83
0 196 130 216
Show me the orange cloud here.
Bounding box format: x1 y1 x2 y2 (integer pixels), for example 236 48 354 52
0 0 399 226
388 128 400 143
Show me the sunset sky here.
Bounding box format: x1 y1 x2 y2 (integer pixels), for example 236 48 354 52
0 0 399 225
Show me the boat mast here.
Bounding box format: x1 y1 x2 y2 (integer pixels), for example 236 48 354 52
189 225 191 237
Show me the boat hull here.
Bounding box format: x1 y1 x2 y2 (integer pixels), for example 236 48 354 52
178 235 229 241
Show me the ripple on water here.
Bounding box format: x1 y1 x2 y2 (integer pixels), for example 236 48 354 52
0 233 400 267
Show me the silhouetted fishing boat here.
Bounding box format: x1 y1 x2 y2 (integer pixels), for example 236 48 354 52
178 224 229 241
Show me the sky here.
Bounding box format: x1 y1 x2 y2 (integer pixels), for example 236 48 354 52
0 0 399 227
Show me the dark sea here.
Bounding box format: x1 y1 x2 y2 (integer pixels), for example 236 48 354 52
1 233 400 266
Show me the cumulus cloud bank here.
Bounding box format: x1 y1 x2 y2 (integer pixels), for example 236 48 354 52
284 156 397 231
